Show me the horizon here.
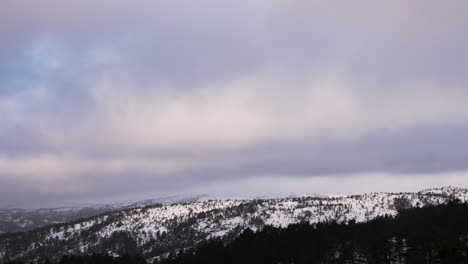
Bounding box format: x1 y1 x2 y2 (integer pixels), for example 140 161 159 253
2 183 466 210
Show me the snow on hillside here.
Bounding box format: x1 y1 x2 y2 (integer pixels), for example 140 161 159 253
0 195 210 234
0 187 467 262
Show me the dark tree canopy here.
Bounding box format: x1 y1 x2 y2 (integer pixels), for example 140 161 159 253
3 202 468 264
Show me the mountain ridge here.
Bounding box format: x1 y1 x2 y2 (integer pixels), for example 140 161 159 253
0 194 211 234
1 186 467 263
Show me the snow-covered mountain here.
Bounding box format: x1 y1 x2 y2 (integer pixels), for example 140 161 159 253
0 187 467 262
0 195 209 234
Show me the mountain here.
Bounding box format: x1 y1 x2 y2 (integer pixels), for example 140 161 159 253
0 187 467 263
155 202 468 264
0 195 209 234
0 207 111 234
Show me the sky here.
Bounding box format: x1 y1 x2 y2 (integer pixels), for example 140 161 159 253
1 0 468 207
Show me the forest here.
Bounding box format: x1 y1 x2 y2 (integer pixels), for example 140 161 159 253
3 201 468 264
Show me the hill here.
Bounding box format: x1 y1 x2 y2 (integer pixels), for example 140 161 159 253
0 187 467 263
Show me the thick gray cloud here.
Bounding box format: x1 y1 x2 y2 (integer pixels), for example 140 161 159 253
1 0 468 207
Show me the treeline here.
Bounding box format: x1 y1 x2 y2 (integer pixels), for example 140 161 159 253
156 201 468 264
3 254 147 264
4 201 468 264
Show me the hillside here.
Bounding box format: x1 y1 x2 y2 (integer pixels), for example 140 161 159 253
0 195 208 234
156 202 468 264
0 187 467 263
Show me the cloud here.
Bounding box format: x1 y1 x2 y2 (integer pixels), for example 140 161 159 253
1 0 468 205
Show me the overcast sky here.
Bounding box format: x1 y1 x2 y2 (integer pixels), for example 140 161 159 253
1 0 468 207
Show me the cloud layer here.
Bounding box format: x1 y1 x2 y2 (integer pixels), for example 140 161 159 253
1 0 468 206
